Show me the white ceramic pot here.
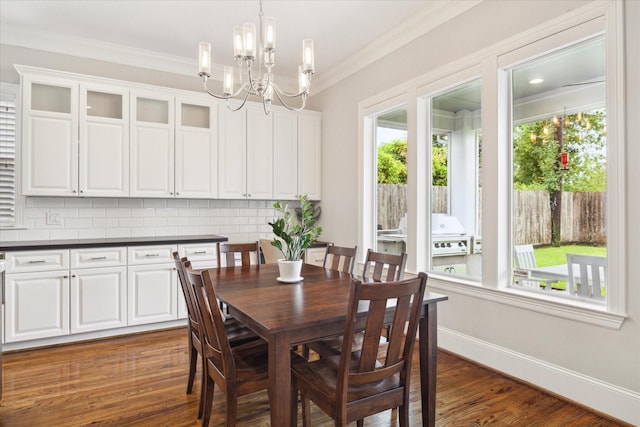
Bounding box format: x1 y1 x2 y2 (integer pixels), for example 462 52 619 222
277 259 303 283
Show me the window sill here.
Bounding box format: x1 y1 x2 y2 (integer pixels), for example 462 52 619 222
426 274 627 330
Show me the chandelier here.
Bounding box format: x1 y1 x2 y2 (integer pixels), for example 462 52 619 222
197 0 315 114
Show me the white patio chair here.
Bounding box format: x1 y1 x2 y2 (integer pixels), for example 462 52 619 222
566 253 607 300
513 244 552 290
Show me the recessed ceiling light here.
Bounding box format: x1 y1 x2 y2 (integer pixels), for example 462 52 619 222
529 78 544 85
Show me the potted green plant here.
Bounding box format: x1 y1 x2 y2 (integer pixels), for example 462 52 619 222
269 194 322 282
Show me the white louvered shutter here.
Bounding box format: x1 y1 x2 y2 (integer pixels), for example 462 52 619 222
0 100 16 226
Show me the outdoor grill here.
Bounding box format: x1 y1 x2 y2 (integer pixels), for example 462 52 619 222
431 214 471 257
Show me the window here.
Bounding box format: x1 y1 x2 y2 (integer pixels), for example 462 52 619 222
0 98 16 226
509 36 608 303
428 79 482 280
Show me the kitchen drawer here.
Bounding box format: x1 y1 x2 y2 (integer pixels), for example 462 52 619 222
178 243 218 269
71 247 127 269
128 245 177 265
304 247 327 267
5 249 69 273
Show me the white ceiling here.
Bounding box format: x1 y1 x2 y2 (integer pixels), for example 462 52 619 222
0 0 480 92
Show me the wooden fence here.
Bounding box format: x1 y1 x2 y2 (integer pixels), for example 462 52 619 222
377 184 606 245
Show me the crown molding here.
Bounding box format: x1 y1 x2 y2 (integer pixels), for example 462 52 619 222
311 0 484 93
1 0 482 94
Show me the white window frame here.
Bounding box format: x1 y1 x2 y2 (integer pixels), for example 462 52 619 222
358 1 626 329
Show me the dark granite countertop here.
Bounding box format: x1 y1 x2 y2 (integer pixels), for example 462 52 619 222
0 234 228 252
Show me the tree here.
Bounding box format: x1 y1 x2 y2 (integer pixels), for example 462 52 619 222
377 139 407 184
513 110 607 246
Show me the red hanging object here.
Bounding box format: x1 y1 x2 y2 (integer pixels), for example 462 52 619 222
561 152 569 170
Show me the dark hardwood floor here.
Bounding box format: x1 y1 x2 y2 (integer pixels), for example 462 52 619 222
0 327 629 426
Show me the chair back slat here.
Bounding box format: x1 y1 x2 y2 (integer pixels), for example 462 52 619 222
336 273 427 406
514 244 537 269
217 241 260 267
566 253 607 299
361 249 407 282
323 243 357 274
184 263 236 379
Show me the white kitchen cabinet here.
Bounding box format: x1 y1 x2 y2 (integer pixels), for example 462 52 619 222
4 249 71 343
298 111 322 200
20 73 79 196
176 243 218 319
175 96 218 198
19 68 131 198
219 105 273 199
127 245 178 325
273 110 299 200
70 247 127 333
130 91 175 198
79 84 130 197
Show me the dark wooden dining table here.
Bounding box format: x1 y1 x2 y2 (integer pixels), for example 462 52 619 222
205 262 448 427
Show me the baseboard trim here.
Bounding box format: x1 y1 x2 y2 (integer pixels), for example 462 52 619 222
438 326 640 426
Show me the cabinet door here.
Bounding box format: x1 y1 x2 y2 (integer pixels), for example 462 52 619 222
70 266 127 333
79 84 129 197
298 112 322 200
5 271 70 342
127 263 178 325
218 107 246 199
273 110 298 200
175 98 218 198
130 92 175 197
246 105 273 199
21 76 78 196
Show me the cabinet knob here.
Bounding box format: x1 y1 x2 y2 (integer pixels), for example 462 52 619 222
72 190 77 193
80 190 84 194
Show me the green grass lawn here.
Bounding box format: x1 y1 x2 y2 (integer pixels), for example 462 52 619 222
530 244 607 294
534 244 607 267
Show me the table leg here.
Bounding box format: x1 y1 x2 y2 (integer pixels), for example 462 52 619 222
419 303 438 427
269 332 293 427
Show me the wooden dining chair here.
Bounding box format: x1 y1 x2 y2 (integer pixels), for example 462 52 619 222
184 265 270 427
361 248 407 282
173 252 258 420
217 241 261 267
322 243 358 274
290 272 429 427
259 238 282 264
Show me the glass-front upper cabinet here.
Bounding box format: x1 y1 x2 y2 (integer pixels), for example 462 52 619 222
428 79 482 279
21 75 79 196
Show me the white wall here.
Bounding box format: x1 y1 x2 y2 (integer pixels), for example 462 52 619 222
312 0 639 424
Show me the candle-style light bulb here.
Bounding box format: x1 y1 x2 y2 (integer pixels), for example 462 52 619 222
264 17 276 50
233 27 243 59
298 65 309 93
223 66 234 95
243 22 256 59
198 42 212 76
302 39 314 73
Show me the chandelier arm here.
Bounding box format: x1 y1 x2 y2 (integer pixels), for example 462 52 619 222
272 88 307 112
271 82 310 98
226 90 253 112
201 77 233 100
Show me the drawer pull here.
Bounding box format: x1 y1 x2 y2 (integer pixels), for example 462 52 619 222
28 260 46 264
144 253 160 258
90 256 107 261
194 251 207 254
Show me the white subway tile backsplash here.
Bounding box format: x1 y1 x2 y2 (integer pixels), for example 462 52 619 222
78 228 106 239
7 197 282 243
188 200 210 208
65 218 93 228
79 208 105 218
131 208 156 218
118 199 144 208
33 197 65 208
119 218 144 228
65 198 92 208
92 199 119 208
49 229 79 240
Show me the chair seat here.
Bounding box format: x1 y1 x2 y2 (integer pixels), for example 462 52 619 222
229 339 270 378
224 318 260 345
292 354 400 402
